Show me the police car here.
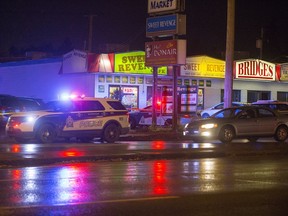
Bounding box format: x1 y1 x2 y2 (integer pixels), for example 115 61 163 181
6 97 130 143
129 105 172 129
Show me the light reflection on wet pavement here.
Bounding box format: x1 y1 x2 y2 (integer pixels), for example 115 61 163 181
1 157 287 207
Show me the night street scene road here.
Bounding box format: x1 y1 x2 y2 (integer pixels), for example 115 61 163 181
1 0 288 215
1 128 288 215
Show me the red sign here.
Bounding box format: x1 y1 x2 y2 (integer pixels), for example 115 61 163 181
234 59 276 81
145 39 186 66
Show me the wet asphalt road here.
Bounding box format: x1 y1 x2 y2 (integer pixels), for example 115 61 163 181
1 156 288 216
0 138 288 166
1 135 288 215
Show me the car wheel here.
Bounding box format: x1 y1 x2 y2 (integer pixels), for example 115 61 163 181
102 124 120 143
274 125 288 142
201 113 210 118
129 117 137 129
36 124 56 143
219 126 235 143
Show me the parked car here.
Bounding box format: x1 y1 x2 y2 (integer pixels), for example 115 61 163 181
128 105 195 129
129 105 172 129
252 100 288 115
6 97 130 143
183 106 288 143
0 94 45 128
200 102 245 118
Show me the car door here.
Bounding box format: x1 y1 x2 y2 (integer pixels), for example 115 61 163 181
235 108 259 135
70 100 105 131
255 108 279 135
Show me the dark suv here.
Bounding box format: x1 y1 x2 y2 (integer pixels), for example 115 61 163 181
0 94 44 128
252 100 288 115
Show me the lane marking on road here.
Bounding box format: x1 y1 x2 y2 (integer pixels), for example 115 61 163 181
0 196 180 209
236 179 288 186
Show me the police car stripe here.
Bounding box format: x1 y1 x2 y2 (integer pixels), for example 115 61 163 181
40 111 128 121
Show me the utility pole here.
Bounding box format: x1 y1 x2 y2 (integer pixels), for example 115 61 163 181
224 0 235 108
85 15 97 52
259 27 264 59
256 27 264 59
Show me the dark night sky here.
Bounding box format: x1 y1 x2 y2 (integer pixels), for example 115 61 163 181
1 0 288 61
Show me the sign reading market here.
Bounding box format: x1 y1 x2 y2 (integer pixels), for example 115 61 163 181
147 0 182 15
114 51 167 75
234 59 276 81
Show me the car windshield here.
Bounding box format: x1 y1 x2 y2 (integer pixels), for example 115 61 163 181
17 98 45 111
45 101 73 112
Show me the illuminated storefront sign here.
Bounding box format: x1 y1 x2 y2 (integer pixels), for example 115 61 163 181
114 51 167 75
145 39 186 66
279 63 288 81
234 59 275 81
180 56 225 78
148 0 178 14
146 14 186 37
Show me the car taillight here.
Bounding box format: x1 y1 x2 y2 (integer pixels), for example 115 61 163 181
8 118 22 127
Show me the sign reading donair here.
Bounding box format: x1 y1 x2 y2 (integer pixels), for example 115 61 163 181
145 39 186 66
114 51 167 75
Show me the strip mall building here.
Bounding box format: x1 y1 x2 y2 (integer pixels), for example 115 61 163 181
0 49 288 111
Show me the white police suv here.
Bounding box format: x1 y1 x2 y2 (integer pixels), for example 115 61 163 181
6 97 130 143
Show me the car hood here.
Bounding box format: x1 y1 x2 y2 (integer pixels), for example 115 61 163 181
186 117 230 127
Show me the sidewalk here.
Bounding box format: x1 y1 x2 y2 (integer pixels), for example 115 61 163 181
119 127 182 141
0 127 182 143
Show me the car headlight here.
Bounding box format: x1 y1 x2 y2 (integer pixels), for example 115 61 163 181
9 115 38 125
26 115 38 122
200 123 217 129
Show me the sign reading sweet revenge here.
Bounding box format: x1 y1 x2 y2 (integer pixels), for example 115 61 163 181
114 51 167 75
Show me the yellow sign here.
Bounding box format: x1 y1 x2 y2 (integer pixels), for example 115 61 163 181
180 56 225 78
114 51 167 75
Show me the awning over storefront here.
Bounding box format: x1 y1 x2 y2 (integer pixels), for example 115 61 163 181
88 53 114 72
62 49 88 73
61 50 288 83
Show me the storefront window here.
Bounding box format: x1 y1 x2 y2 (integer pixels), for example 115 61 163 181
109 85 138 109
247 90 270 103
221 89 241 102
277 92 288 102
